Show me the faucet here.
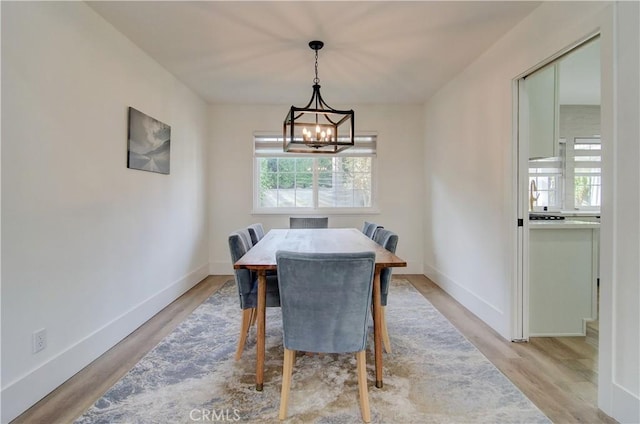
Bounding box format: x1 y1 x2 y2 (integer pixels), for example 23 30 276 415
529 180 540 211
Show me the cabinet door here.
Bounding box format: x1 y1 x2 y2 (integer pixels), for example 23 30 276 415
527 64 559 159
529 228 597 336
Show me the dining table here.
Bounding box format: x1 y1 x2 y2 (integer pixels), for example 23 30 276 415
233 227 407 391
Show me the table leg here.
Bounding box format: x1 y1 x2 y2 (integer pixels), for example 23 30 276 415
256 271 267 391
373 270 383 388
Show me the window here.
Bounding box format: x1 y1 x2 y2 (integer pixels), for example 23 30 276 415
528 137 601 211
528 143 564 209
569 137 601 209
253 134 376 212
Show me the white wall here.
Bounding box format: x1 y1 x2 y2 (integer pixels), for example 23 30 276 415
423 1 639 422
1 2 209 422
208 104 424 275
601 1 640 421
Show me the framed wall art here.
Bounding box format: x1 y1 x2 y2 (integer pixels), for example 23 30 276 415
127 107 171 174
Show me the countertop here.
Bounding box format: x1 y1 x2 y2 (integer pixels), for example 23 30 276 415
529 219 601 230
531 209 600 217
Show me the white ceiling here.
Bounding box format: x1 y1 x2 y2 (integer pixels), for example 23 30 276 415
89 1 541 105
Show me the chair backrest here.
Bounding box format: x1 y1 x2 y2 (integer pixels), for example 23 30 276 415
237 228 254 249
373 229 398 253
247 223 265 245
363 221 383 239
276 251 375 353
289 216 329 229
372 229 399 306
228 231 255 307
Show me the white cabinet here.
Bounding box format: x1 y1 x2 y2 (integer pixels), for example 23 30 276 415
527 64 559 159
529 223 599 336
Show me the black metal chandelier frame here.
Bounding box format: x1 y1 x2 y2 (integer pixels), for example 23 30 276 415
283 40 355 153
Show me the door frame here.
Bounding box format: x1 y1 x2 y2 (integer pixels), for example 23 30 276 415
512 77 530 341
512 32 601 342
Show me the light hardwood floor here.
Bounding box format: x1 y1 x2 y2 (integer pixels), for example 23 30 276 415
13 274 616 424
405 274 615 424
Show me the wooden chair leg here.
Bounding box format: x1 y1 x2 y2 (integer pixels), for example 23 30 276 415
250 308 257 327
279 348 296 420
356 350 371 423
235 308 254 360
381 306 392 354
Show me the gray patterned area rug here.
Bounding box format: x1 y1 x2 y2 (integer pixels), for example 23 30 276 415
76 280 550 423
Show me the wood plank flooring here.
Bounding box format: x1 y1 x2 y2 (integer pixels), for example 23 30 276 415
405 274 615 424
12 274 616 423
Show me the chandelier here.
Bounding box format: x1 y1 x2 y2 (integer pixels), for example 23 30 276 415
283 40 355 153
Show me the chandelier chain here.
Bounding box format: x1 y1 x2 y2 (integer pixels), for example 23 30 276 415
314 49 320 85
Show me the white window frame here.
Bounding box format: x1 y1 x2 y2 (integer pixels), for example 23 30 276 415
565 136 601 210
252 132 378 215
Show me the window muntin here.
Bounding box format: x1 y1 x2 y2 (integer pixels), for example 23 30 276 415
254 134 376 212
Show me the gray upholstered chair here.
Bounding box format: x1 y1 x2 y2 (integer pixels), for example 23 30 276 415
247 223 265 245
372 229 399 354
362 221 383 239
276 251 375 423
228 230 280 360
289 216 328 229
361 221 374 235
237 227 254 249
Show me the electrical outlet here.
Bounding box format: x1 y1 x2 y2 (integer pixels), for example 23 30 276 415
33 328 47 354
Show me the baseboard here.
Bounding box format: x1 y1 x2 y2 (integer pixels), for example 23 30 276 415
612 382 640 424
423 264 508 339
1 263 210 424
529 332 586 337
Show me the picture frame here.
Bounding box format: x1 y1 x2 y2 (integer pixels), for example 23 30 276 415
127 107 171 174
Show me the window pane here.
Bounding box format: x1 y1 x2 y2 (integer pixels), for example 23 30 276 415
575 168 600 174
294 171 313 207
277 189 295 207
317 157 333 173
574 144 601 150
528 175 562 209
317 157 372 207
318 171 332 188
258 158 277 207
575 176 601 207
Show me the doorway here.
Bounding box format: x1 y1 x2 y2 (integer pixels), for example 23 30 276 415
515 35 602 342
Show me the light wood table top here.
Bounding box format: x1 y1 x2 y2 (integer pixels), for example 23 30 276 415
234 228 406 270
